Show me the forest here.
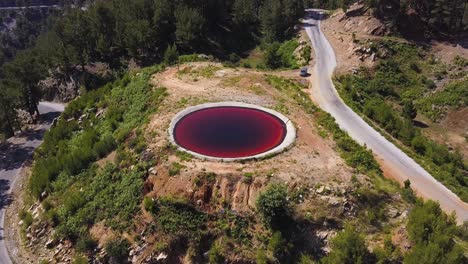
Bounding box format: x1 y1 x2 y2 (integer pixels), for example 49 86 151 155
317 0 467 36
1 0 467 140
0 0 304 140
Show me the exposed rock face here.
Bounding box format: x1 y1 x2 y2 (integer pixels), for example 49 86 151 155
397 8 427 40
39 63 111 102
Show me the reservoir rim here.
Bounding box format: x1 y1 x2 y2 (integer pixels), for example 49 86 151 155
168 101 296 162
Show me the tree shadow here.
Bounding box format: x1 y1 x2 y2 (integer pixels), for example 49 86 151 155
38 110 61 124
0 109 57 171
275 215 328 262
413 120 429 128
304 10 329 21
0 142 36 171
0 179 12 210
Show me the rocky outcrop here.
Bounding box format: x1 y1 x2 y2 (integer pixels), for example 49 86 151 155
39 63 111 102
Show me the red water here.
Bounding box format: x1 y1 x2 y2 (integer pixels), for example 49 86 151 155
173 107 287 158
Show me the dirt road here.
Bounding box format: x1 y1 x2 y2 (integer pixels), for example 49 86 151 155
304 9 468 224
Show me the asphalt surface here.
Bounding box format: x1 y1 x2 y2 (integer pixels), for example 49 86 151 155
0 102 64 264
0 5 59 10
304 9 468 224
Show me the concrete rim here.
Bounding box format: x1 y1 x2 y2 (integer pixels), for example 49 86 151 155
168 101 296 162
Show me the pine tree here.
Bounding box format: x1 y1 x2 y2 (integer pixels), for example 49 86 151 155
260 0 284 43
174 6 205 50
0 79 22 137
163 44 179 66
233 0 257 27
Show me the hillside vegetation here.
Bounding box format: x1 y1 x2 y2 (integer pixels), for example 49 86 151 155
18 65 465 263
335 39 468 202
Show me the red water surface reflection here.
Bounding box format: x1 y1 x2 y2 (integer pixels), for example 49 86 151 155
173 106 287 158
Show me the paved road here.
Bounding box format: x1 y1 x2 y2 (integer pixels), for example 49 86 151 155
0 102 64 264
304 9 468 223
0 5 59 10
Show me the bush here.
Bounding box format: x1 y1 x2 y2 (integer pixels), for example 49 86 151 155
405 200 465 263
263 40 301 69
169 162 184 176
143 196 156 213
93 135 116 158
22 211 33 228
263 42 281 69
268 231 289 259
323 225 372 264
72 255 88 264
208 243 225 264
229 53 240 64
256 249 268 264
156 196 207 238
401 180 416 203
163 44 179 65
76 236 97 253
105 238 130 261
256 183 290 229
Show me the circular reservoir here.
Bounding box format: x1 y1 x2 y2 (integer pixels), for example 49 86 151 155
169 102 295 161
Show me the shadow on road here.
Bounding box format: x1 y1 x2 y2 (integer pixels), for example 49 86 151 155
0 143 36 171
0 110 59 171
305 10 329 20
38 111 61 124
0 179 12 210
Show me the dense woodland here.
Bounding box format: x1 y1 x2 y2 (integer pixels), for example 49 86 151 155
1 0 467 139
0 0 304 139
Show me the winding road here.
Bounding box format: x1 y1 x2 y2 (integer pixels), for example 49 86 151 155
0 102 64 264
304 9 468 224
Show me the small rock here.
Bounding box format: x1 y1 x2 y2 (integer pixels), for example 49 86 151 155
45 239 55 248
316 186 325 194
156 252 168 261
387 207 400 218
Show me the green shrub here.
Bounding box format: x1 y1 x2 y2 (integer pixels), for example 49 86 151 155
256 249 268 264
76 235 97 253
263 40 300 69
176 150 192 161
405 200 465 263
156 196 207 238
29 66 167 199
169 162 184 176
143 196 156 213
323 225 372 264
164 44 179 65
256 183 290 229
268 231 289 259
208 243 225 264
401 180 416 204
105 238 130 261
22 211 33 228
72 255 88 264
